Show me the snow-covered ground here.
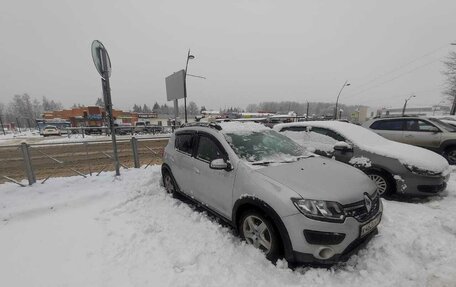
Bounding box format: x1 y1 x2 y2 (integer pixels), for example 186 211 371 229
0 131 170 146
1 167 456 286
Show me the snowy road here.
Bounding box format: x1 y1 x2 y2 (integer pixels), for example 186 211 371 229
1 167 456 286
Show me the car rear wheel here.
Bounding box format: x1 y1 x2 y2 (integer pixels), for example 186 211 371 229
239 211 281 262
162 170 177 196
366 170 393 197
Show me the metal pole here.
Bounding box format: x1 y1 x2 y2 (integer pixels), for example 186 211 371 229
306 101 309 121
402 99 408 116
0 115 5 135
20 142 36 185
131 137 140 168
101 48 120 176
335 80 349 120
183 49 191 124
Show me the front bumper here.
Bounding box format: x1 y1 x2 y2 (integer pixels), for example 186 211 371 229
395 171 450 196
282 201 382 265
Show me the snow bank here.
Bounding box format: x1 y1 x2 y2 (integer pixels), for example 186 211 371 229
1 167 456 286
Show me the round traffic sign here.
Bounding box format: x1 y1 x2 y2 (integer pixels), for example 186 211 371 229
91 40 111 79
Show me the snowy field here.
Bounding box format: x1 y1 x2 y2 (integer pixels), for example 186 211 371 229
1 167 456 287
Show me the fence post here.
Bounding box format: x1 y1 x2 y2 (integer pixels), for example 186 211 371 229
20 142 36 185
131 137 140 168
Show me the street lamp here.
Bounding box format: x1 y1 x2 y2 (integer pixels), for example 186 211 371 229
184 49 195 123
401 95 416 116
334 80 350 119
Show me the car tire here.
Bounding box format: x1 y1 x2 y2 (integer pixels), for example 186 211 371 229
366 170 394 197
239 210 282 262
162 170 178 197
443 146 456 165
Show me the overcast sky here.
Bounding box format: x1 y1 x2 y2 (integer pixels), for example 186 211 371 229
1 0 456 111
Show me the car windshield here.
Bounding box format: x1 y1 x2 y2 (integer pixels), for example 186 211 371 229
224 129 308 163
429 118 456 132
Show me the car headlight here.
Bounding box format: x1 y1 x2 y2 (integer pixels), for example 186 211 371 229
404 164 440 176
291 198 345 223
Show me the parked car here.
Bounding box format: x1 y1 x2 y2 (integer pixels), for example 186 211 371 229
42 125 61 137
162 122 382 265
274 121 450 197
363 116 456 164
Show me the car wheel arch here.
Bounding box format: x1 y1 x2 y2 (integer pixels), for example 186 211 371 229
232 196 294 262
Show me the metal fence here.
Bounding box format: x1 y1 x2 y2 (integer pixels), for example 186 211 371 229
0 136 170 186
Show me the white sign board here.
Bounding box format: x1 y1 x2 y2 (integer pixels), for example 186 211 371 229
165 70 185 101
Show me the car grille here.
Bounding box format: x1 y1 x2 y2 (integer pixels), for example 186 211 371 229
343 192 380 223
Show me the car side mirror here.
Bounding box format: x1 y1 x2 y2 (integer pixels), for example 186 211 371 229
210 158 231 170
333 141 353 153
306 126 312 132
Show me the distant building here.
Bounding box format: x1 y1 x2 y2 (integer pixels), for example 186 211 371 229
379 105 450 117
41 106 158 127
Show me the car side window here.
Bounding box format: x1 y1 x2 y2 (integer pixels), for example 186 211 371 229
280 126 307 132
405 120 439 132
370 120 404 131
196 135 225 162
175 133 194 154
312 127 345 142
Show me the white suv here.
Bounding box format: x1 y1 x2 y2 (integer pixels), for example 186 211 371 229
161 122 382 264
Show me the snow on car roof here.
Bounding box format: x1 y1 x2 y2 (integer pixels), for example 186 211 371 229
275 121 449 173
218 121 270 134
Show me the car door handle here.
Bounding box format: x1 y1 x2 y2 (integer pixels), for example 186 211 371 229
404 135 414 138
193 167 200 174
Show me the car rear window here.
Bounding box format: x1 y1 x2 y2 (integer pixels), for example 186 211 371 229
370 119 404 131
175 133 194 154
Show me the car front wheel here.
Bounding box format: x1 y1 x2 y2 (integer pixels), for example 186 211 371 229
239 211 281 262
366 170 393 197
162 170 177 196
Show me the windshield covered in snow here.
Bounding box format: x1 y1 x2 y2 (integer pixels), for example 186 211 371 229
225 129 307 163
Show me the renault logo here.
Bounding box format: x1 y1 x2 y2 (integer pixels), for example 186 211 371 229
364 193 372 212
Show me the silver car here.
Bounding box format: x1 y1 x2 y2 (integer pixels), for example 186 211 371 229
162 122 382 264
274 121 450 197
363 116 456 164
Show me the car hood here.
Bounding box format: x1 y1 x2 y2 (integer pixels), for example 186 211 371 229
255 157 376 205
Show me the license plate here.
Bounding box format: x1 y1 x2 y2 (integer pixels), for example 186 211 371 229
360 213 381 238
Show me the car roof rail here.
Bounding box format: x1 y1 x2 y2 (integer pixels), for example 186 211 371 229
180 122 222 131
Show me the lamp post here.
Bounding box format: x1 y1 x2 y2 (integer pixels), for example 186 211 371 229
184 49 195 123
334 80 350 119
401 95 416 116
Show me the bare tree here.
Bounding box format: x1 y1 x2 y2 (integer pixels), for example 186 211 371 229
443 51 456 114
188 101 199 115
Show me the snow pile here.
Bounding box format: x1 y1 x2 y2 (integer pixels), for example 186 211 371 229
1 167 456 286
349 156 372 168
277 121 449 174
219 121 270 134
283 130 337 154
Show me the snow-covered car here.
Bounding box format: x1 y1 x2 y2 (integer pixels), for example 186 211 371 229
162 122 382 265
363 116 456 164
274 121 450 197
42 125 61 137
